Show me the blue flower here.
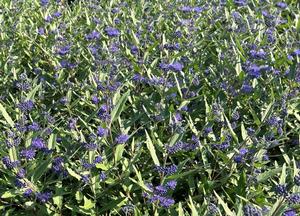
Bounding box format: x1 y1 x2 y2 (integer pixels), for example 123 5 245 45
31 137 45 149
288 193 300 204
166 180 177 190
97 127 108 137
130 45 138 55
68 118 77 129
179 6 192 13
52 157 65 174
294 174 300 186
243 204 262 216
249 49 266 59
2 156 20 169
169 62 184 72
98 104 110 121
27 122 40 131
274 184 288 197
85 30 100 40
17 100 34 113
16 168 26 179
234 155 244 163
154 185 167 195
53 11 62 18
155 165 177 175
91 95 99 104
57 45 71 56
99 172 106 181
283 209 297 216
115 134 129 144
83 142 98 151
36 192 52 203
241 83 253 93
23 188 33 198
157 196 175 208
247 64 261 78
94 156 103 164
81 174 90 184
234 0 247 6
38 27 45 35
40 0 49 6
276 2 287 9
105 27 120 37
20 149 36 160
15 179 26 188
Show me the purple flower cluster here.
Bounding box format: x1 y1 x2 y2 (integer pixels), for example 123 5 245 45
83 142 98 151
294 174 300 186
36 192 52 203
274 184 288 197
82 156 102 169
155 164 177 176
17 100 34 113
52 157 66 175
288 193 300 204
166 140 198 154
105 27 120 37
85 30 100 40
98 104 110 121
143 181 177 208
115 134 129 144
97 127 108 137
2 156 20 169
233 148 249 163
20 148 36 160
283 209 297 216
31 137 46 150
212 141 230 151
243 204 262 216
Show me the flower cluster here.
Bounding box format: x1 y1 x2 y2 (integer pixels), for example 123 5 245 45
143 181 177 208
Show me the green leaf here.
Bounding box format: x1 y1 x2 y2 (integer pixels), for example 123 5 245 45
169 133 182 147
66 167 81 181
76 191 83 202
0 102 14 127
98 198 127 214
214 191 234 216
131 30 140 46
145 130 160 166
261 101 274 123
279 163 286 184
111 90 130 123
1 191 16 199
131 165 149 191
80 196 95 210
177 202 185 216
48 133 56 150
96 163 110 171
53 182 63 209
53 195 63 210
223 113 238 143
257 167 282 183
27 83 41 100
267 198 285 216
249 105 261 126
9 147 18 162
188 195 198 216
115 144 125 163
32 157 52 182
166 167 200 180
241 123 247 140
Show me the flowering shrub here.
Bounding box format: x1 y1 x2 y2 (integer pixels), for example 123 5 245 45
0 0 299 215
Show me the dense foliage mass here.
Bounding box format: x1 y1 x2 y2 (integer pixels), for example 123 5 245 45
0 0 299 215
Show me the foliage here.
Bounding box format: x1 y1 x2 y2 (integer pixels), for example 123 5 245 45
0 0 299 215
